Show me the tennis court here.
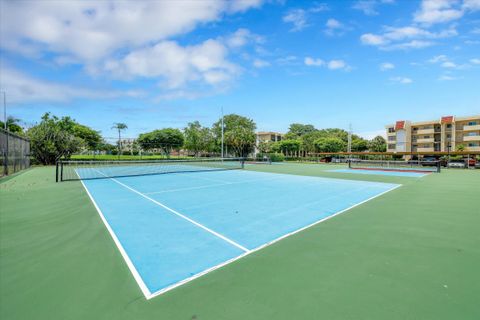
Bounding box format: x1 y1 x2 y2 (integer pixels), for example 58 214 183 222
75 160 400 298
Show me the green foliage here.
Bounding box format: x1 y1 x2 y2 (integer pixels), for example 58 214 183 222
184 121 214 156
212 114 256 157
0 116 23 134
314 137 347 152
27 113 84 164
138 128 184 155
285 123 316 139
278 139 301 154
72 124 102 150
351 136 369 152
368 135 387 152
456 144 466 151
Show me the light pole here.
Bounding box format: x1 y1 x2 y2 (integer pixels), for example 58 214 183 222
221 107 224 159
1 92 6 131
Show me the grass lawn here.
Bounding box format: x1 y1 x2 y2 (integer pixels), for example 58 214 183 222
1 164 479 320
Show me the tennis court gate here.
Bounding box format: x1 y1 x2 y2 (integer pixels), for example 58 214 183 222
0 128 30 177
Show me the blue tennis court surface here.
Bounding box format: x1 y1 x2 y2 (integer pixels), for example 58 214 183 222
80 169 400 298
329 168 429 177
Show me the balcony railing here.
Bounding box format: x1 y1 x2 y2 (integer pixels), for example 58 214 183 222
417 147 434 152
416 138 434 143
415 128 435 135
463 124 480 131
463 135 480 142
466 146 480 152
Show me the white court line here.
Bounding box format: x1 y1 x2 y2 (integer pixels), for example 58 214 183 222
92 169 250 253
147 183 403 299
144 176 282 195
79 168 402 300
78 178 152 298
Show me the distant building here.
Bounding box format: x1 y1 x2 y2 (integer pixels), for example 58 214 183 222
385 115 480 153
256 131 283 143
119 138 137 152
255 131 284 155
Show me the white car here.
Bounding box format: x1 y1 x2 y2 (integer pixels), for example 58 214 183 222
448 161 466 168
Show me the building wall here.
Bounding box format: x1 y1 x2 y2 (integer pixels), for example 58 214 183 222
385 115 480 153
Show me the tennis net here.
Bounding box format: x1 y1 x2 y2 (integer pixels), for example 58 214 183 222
348 159 441 173
56 158 245 182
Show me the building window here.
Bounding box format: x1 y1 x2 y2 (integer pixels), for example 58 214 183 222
388 127 395 133
446 124 452 128
388 144 395 149
388 136 395 141
468 143 479 147
424 135 429 139
468 121 477 126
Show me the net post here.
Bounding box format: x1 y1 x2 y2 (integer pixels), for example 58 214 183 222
348 159 352 169
437 160 441 173
241 158 245 169
56 161 59 182
60 161 64 182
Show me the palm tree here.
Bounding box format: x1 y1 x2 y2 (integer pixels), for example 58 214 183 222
112 123 128 156
1 116 23 133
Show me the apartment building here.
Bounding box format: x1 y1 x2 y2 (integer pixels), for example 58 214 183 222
256 131 283 144
385 115 480 153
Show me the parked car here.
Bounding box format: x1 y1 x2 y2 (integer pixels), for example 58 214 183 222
466 158 476 167
448 160 466 169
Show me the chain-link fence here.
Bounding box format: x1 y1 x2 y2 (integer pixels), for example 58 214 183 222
0 128 30 177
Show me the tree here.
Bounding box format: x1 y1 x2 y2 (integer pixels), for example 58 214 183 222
72 124 102 150
112 123 128 155
368 136 387 152
27 113 84 164
212 114 256 157
285 123 316 139
314 137 347 153
351 135 369 152
138 128 184 155
184 121 214 156
456 144 466 151
0 116 23 134
278 139 301 156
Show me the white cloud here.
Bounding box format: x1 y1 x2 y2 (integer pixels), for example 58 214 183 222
283 9 308 32
282 3 330 32
352 0 395 16
253 59 270 68
438 74 458 81
326 18 342 29
414 0 464 25
226 28 263 48
304 57 351 70
324 18 348 36
0 1 264 64
276 55 298 65
304 57 325 66
390 76 413 84
360 33 387 45
360 25 456 50
429 54 449 63
228 0 264 13
380 62 395 71
103 39 239 89
0 67 141 103
441 61 457 68
463 0 480 11
352 0 380 15
470 58 480 64
328 60 347 70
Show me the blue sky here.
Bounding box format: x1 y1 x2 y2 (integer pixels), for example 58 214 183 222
1 0 479 139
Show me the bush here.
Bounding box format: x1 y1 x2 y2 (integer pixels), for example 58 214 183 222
269 153 285 162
